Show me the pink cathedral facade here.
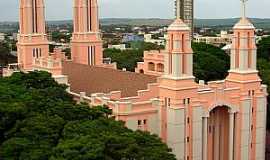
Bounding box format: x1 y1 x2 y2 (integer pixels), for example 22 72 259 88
12 0 268 160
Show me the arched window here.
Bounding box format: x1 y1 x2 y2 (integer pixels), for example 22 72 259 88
148 62 155 71
139 69 144 74
157 63 164 72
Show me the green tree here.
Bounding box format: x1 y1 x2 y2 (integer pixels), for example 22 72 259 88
104 48 144 71
257 36 270 60
193 42 230 81
0 71 176 160
0 41 16 66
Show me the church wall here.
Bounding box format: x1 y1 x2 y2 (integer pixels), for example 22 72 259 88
192 106 203 160
167 107 186 160
255 96 267 160
240 98 252 160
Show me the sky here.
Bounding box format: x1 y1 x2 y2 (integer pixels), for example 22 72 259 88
0 0 270 21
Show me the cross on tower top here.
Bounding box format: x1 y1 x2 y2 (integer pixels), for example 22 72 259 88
176 0 181 19
241 0 248 18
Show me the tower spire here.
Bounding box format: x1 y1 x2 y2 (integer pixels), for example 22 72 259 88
176 0 181 19
241 0 248 18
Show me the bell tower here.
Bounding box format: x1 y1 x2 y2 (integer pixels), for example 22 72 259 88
164 18 194 79
71 0 103 66
226 0 261 90
17 0 49 70
226 1 267 160
158 0 199 159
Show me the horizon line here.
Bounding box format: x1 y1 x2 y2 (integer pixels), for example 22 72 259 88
1 17 270 23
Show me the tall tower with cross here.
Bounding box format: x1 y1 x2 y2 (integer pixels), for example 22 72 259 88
159 0 199 159
225 0 266 159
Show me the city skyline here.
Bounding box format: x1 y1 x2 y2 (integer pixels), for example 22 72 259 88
0 0 270 21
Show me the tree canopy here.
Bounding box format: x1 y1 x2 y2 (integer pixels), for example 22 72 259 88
192 42 230 82
0 71 176 160
0 41 16 66
256 36 270 129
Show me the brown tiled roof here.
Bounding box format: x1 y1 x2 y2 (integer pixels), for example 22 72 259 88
62 61 157 98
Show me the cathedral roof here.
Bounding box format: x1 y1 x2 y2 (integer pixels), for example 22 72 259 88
62 61 157 98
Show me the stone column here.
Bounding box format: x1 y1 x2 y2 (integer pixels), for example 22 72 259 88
229 111 235 160
203 117 208 160
214 111 220 160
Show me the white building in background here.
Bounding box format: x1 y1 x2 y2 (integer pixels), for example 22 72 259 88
108 44 127 50
144 34 166 46
0 33 6 41
194 30 232 46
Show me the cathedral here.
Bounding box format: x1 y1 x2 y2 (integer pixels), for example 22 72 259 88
8 0 268 159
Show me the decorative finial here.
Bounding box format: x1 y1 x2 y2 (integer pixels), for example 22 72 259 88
176 0 180 19
241 0 248 18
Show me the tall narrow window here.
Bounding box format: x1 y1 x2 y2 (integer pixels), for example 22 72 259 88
31 0 38 33
182 34 185 52
235 32 240 68
169 34 173 74
93 46 96 65
88 46 91 65
90 0 92 31
182 54 186 74
247 32 252 68
32 0 35 33
39 48 42 57
33 49 36 58
87 0 92 31
35 0 38 33
35 48 39 58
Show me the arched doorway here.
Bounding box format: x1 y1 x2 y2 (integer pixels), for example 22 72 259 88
208 106 229 160
202 105 236 160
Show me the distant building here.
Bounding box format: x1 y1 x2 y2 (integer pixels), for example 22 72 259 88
175 0 194 32
122 34 144 43
108 44 127 50
0 33 6 41
144 34 166 46
194 30 232 46
59 29 69 33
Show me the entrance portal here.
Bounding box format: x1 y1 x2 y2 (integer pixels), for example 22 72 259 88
208 106 230 160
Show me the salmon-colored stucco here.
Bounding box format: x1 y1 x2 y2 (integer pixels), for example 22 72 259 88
14 0 268 160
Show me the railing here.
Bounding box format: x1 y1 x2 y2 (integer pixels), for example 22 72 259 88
34 57 62 69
